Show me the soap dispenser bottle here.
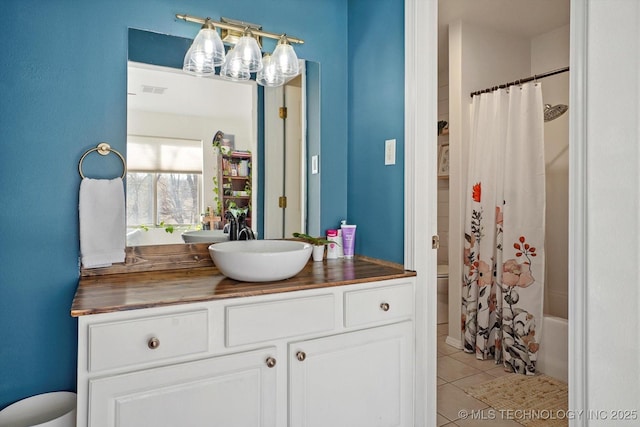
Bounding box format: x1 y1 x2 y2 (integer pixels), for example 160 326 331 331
326 229 339 259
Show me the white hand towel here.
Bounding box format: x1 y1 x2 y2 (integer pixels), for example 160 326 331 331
79 177 126 268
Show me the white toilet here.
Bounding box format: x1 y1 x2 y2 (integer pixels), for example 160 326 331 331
437 264 449 324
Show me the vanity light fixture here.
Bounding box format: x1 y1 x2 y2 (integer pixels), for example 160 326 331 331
219 17 262 47
233 28 263 73
183 18 226 76
256 54 284 87
220 47 250 81
271 35 299 77
177 13 304 87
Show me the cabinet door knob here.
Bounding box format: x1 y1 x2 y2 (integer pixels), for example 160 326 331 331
265 357 277 368
296 351 306 362
147 337 160 349
380 302 390 312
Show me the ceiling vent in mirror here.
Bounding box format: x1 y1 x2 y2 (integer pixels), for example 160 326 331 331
141 85 167 95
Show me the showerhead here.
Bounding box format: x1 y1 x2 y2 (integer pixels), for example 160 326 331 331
544 104 568 122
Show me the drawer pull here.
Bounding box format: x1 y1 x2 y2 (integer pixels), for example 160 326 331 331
380 302 390 312
265 357 277 368
296 351 306 362
147 337 160 350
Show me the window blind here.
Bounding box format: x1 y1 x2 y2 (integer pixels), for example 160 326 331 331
127 135 203 173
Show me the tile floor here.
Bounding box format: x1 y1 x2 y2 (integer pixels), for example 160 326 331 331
436 323 523 426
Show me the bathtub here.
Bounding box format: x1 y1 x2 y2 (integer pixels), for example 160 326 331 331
538 315 568 382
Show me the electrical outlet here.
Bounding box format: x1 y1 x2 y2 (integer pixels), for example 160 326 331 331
385 139 396 165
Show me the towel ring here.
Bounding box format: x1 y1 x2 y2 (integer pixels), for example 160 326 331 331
78 142 127 179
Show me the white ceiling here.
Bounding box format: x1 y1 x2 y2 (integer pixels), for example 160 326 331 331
127 62 254 119
438 0 570 72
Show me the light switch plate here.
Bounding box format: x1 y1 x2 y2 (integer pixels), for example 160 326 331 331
385 139 396 165
311 155 319 174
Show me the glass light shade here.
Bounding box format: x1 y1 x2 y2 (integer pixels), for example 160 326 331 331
272 36 299 77
256 54 285 87
183 47 207 75
183 21 225 76
234 32 263 73
220 48 250 81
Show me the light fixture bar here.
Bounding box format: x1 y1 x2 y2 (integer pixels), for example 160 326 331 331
175 13 304 45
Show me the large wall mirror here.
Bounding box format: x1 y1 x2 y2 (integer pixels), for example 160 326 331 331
126 28 320 246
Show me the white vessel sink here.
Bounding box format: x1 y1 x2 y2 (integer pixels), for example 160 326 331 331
208 240 313 282
182 230 229 244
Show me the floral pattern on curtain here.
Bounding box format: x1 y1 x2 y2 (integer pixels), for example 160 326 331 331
462 83 545 375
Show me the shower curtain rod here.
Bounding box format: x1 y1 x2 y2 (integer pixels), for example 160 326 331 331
470 66 570 98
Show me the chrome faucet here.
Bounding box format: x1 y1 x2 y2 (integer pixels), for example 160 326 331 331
223 210 255 240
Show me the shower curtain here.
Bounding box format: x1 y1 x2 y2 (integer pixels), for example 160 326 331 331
462 82 545 375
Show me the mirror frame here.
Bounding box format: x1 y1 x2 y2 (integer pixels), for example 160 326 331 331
126 28 321 245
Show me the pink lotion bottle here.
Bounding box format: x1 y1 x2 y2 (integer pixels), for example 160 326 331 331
326 229 340 259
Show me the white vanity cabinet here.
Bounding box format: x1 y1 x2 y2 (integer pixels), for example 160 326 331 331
289 321 413 427
88 347 277 427
75 277 415 427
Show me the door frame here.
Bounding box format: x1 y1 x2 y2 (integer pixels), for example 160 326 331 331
404 0 587 424
263 63 307 239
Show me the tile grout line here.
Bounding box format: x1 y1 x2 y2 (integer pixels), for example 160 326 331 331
437 323 508 426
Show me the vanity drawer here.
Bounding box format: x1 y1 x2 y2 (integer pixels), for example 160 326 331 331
344 282 414 328
88 310 209 372
226 294 335 347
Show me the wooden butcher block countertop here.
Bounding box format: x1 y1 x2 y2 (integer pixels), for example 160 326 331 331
71 248 416 317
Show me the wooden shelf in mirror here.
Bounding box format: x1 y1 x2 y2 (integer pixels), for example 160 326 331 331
219 151 252 227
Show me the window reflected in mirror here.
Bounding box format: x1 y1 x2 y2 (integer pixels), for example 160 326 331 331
126 61 256 246
126 136 203 234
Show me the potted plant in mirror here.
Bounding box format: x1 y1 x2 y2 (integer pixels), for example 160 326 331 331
211 175 222 219
292 232 333 262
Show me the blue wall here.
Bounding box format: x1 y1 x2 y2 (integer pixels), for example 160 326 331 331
347 0 405 263
0 0 350 409
0 0 406 409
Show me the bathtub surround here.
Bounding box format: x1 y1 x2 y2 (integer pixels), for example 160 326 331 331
533 25 570 320
462 83 546 375
538 315 568 383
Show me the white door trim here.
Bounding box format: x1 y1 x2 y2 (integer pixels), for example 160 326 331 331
568 0 588 422
404 0 438 425
405 0 587 425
